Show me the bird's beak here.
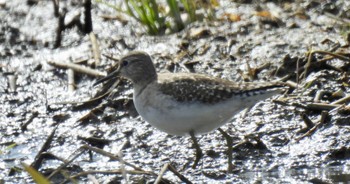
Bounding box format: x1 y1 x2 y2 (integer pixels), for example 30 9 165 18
94 66 120 86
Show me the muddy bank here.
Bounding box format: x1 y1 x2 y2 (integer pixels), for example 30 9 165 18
1 0 350 183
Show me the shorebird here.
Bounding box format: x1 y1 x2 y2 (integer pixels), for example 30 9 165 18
95 51 285 171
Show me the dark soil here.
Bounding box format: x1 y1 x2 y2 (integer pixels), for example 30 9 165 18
1 0 350 183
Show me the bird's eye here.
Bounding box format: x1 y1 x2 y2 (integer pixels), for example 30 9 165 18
122 60 128 67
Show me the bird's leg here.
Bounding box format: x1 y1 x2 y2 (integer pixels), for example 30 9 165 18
189 130 202 169
218 128 233 173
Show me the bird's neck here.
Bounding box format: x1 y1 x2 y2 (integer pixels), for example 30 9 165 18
133 74 157 97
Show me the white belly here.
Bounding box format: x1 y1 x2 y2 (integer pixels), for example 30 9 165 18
133 86 279 136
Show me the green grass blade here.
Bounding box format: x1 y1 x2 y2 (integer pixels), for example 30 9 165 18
180 0 196 22
166 0 184 31
22 163 51 184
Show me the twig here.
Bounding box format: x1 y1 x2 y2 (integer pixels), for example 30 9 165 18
320 111 328 124
295 122 321 142
84 0 93 33
47 60 106 77
52 0 59 17
304 50 350 79
67 68 75 92
331 95 350 105
21 111 39 132
314 50 350 62
76 105 103 124
314 90 326 103
301 113 314 128
306 103 341 111
31 127 57 170
48 145 168 183
39 152 69 164
254 62 271 78
62 169 154 184
155 163 170 184
295 111 328 142
296 57 300 85
8 74 17 92
80 145 143 170
284 80 298 89
232 139 249 150
52 0 65 48
102 53 120 62
324 12 350 24
118 150 128 183
303 48 313 80
89 32 101 66
47 146 88 179
168 164 193 184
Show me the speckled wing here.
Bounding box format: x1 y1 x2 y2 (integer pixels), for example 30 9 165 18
158 73 285 104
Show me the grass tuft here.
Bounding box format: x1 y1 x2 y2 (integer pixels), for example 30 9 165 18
96 0 218 35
